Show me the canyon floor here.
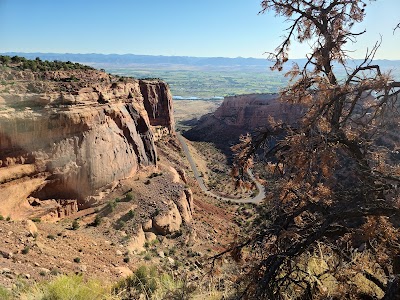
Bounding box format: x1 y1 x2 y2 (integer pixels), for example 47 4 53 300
173 99 223 131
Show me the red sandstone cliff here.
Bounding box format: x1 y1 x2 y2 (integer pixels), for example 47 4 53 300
0 68 175 218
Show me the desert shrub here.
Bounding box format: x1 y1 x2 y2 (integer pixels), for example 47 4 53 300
106 200 117 212
0 285 11 300
72 219 80 230
112 265 190 300
21 246 30 254
0 56 11 65
50 268 62 276
19 274 114 300
144 254 152 261
124 193 134 202
126 209 135 219
92 215 102 227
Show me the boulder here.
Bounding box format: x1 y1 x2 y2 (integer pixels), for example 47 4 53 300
142 219 153 232
152 201 182 235
0 249 13 259
145 232 157 242
23 220 38 236
127 226 146 253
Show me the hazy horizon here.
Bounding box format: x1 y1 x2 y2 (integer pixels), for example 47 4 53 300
3 51 400 62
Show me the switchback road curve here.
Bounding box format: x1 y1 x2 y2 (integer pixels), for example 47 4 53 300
176 133 265 204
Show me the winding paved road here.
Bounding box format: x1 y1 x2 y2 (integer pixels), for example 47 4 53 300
177 133 265 204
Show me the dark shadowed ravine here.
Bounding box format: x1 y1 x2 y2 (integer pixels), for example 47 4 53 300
177 133 265 204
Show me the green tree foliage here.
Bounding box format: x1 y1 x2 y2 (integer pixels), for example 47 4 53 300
0 55 94 71
0 56 11 65
230 0 400 298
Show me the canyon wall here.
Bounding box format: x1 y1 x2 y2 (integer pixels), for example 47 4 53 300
0 69 175 218
184 93 303 153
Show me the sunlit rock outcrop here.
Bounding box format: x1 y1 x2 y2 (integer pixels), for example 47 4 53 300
0 69 175 219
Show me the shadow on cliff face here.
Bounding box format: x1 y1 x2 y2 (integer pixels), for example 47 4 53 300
182 94 305 161
29 177 81 202
183 114 247 160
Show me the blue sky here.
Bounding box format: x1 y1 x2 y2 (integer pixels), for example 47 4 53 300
0 0 399 59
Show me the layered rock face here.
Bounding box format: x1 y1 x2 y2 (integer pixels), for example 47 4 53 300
184 93 303 153
0 69 175 218
214 94 297 128
139 80 174 132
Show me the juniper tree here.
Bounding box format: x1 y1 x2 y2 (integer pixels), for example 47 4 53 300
227 1 400 298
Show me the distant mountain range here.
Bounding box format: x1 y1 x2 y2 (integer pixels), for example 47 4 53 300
2 52 400 70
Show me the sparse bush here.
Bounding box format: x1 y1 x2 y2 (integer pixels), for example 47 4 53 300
73 257 81 263
113 266 156 299
47 234 56 240
19 274 112 300
0 285 11 300
92 215 102 227
22 246 30 254
106 200 117 212
150 239 159 246
31 217 41 223
126 209 135 219
72 219 80 230
169 247 176 256
116 220 126 229
0 215 4 221
50 268 62 276
112 265 191 300
144 179 151 185
124 193 134 202
174 260 183 269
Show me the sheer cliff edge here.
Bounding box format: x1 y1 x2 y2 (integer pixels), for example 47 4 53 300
0 68 175 218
